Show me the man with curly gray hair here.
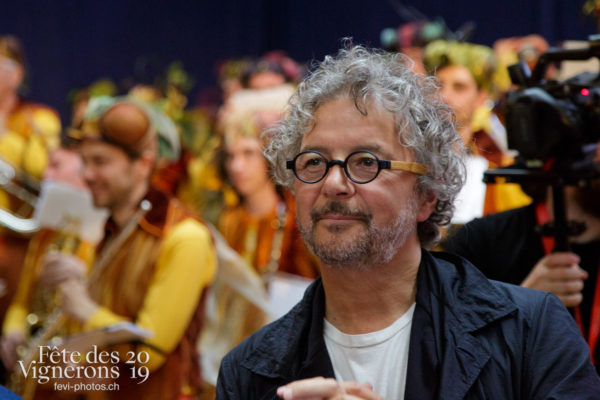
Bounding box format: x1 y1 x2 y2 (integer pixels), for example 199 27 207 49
217 45 599 399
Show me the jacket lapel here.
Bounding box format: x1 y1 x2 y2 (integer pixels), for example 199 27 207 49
297 281 336 379
241 279 335 381
405 299 439 400
406 251 516 400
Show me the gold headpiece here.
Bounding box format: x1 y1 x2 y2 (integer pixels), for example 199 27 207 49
424 40 498 93
68 101 156 158
220 84 295 145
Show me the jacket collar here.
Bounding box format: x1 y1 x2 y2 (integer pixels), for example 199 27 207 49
103 185 171 239
418 250 517 333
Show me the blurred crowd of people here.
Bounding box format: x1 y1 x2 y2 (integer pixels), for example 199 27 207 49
0 16 597 399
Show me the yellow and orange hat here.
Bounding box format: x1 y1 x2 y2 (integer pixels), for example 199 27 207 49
68 100 157 158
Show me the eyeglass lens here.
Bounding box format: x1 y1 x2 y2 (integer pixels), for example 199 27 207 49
294 151 379 183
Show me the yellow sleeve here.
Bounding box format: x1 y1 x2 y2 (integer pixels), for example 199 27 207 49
23 108 61 178
2 232 49 335
2 304 28 335
30 108 61 149
22 135 50 179
0 130 26 168
484 182 532 215
83 219 216 371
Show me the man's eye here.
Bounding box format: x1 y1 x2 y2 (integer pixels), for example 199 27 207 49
454 83 467 92
353 157 377 169
358 157 375 166
304 158 323 168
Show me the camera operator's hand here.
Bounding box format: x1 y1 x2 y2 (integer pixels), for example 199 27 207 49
521 252 588 307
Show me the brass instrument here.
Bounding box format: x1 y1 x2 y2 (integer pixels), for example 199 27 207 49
0 157 40 235
9 216 81 399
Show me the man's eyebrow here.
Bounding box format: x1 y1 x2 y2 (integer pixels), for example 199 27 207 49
351 144 396 159
298 144 396 159
352 144 383 154
299 145 330 154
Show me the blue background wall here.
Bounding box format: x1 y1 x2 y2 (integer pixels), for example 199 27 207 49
1 0 596 120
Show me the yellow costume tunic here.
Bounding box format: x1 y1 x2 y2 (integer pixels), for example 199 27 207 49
84 188 215 399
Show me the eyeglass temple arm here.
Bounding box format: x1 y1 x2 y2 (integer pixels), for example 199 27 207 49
382 160 428 175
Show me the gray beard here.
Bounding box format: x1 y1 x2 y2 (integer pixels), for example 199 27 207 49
298 196 418 269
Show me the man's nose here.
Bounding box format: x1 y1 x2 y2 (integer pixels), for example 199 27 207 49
228 155 245 173
82 165 95 182
321 163 354 198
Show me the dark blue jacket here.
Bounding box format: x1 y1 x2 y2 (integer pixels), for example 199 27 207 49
217 250 600 399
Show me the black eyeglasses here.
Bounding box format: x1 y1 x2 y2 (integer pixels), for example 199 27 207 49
286 150 428 184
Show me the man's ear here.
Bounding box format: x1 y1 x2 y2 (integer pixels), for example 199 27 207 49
416 191 437 222
135 151 156 180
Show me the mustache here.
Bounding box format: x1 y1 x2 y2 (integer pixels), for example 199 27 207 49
311 202 371 223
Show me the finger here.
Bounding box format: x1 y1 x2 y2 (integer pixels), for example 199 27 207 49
341 395 370 400
58 279 79 295
558 292 583 308
547 279 585 295
39 270 69 288
278 377 339 399
343 382 384 400
43 250 62 263
544 252 580 268
546 265 588 281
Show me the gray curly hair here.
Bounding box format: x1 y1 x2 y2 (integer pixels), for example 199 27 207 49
264 44 466 247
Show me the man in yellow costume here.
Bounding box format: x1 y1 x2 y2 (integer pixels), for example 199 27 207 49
0 137 112 398
423 40 530 222
5 100 216 399
0 35 61 326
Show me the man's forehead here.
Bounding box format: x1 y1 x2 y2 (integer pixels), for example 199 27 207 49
78 139 127 158
437 64 477 86
300 98 408 158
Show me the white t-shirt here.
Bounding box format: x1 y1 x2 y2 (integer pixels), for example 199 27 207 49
323 303 416 399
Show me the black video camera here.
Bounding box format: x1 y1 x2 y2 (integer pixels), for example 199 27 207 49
504 38 600 173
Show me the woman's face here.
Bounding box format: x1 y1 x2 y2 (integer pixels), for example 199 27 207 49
224 136 273 198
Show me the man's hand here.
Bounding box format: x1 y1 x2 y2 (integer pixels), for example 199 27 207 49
521 252 588 307
277 377 384 400
39 252 86 289
0 331 25 369
57 279 98 322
